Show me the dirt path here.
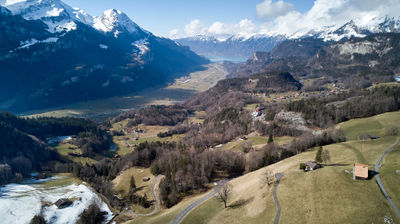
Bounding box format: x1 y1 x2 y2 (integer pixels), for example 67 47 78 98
170 179 228 224
374 139 400 220
273 173 284 224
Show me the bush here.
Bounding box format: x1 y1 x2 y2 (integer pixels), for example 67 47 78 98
78 204 107 224
386 126 399 136
30 215 46 224
299 163 306 170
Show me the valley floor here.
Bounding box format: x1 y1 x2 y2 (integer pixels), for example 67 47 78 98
22 63 228 121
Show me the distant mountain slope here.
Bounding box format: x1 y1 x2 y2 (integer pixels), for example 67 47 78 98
229 33 400 86
176 34 286 60
0 1 208 112
307 33 400 85
176 16 400 63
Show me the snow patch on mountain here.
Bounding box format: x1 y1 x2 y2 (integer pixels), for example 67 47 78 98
133 38 149 55
44 20 77 33
18 37 58 49
99 44 109 49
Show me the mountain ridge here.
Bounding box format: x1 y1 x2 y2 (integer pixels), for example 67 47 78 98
0 0 209 112
176 15 400 60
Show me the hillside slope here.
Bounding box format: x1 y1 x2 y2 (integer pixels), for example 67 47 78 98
179 111 400 224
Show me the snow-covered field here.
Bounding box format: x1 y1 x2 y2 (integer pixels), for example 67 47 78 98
0 177 113 224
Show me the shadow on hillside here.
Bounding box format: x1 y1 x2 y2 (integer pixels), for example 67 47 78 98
324 164 350 167
367 170 378 180
228 197 254 209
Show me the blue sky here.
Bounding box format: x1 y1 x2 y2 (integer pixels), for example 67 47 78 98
63 0 399 38
63 0 314 37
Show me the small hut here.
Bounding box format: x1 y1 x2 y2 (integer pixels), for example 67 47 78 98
36 173 46 180
305 161 320 171
55 198 72 209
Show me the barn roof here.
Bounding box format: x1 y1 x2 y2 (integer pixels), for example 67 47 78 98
354 163 368 179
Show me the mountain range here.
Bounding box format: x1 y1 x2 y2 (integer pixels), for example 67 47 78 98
176 34 286 61
228 33 400 89
0 0 208 112
176 16 400 60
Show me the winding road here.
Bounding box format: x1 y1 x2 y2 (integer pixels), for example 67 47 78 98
170 179 228 224
273 173 284 224
374 139 400 220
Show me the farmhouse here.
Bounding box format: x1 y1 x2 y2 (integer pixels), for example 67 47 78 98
36 173 46 180
54 198 72 209
353 163 369 180
305 161 320 171
368 134 379 140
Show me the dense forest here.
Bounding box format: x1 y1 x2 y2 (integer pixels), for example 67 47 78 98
285 85 400 127
0 112 110 184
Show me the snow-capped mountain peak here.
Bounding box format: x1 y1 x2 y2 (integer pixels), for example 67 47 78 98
0 0 149 37
289 15 400 42
93 9 142 36
0 0 94 33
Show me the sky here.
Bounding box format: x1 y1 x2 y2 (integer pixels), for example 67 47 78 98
62 0 400 38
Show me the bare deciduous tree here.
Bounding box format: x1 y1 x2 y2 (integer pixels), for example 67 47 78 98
321 149 331 165
217 183 232 208
262 169 275 186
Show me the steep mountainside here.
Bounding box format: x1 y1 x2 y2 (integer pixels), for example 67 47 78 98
307 33 400 84
0 1 208 112
230 38 329 78
230 33 400 85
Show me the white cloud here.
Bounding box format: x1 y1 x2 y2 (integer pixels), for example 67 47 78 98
168 29 179 38
175 19 261 39
175 0 400 38
184 19 207 36
263 0 400 35
256 0 293 19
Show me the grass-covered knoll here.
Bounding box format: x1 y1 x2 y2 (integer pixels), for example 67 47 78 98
181 159 278 224
113 167 156 214
182 137 399 224
55 143 98 165
113 167 154 199
181 198 223 224
338 111 400 140
188 111 206 124
220 135 293 151
111 124 183 155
